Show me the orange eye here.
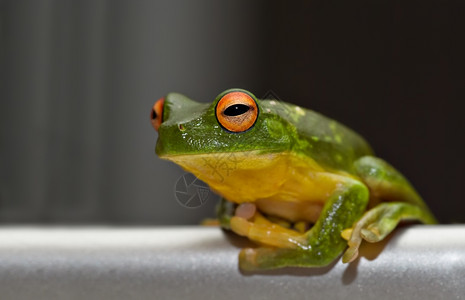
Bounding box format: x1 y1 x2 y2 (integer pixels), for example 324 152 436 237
215 91 258 133
151 97 164 131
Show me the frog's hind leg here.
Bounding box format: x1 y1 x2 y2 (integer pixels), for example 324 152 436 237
342 156 438 263
237 181 369 270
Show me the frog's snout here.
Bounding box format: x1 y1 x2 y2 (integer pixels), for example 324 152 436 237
151 97 164 131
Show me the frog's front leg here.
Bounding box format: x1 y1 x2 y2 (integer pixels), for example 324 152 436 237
235 180 369 271
341 156 438 263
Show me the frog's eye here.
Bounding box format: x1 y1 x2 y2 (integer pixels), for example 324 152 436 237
216 91 258 133
151 97 164 131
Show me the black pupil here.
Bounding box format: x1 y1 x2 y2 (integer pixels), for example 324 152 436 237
223 104 250 116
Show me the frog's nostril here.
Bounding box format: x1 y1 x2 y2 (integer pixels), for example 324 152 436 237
151 97 165 131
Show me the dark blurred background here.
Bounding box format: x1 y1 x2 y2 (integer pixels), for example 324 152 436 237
1 0 464 224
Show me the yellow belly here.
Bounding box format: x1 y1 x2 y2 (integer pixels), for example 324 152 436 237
163 150 354 222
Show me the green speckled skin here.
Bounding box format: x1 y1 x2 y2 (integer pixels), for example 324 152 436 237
154 89 437 271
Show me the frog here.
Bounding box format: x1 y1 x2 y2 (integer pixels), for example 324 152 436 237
151 88 437 271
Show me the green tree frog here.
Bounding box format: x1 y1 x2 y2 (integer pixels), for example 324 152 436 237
151 89 437 271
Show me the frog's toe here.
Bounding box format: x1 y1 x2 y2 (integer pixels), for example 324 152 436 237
342 226 379 263
342 246 359 263
239 247 299 270
341 225 363 263
230 216 252 236
238 248 259 271
361 227 381 243
341 228 353 241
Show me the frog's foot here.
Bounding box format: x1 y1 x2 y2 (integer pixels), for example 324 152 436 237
341 202 437 263
229 205 312 270
230 205 307 249
230 216 307 249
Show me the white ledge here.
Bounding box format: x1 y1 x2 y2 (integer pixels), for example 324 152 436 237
0 225 464 300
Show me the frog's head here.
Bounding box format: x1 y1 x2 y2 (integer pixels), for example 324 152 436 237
151 89 295 156
151 89 296 201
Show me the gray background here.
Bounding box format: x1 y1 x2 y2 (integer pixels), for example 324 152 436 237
1 0 464 225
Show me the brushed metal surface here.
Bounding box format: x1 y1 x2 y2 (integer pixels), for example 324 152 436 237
0 225 464 300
